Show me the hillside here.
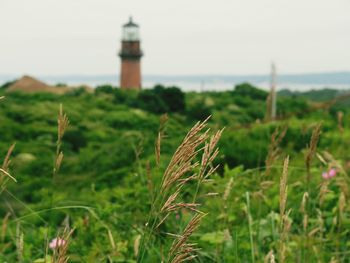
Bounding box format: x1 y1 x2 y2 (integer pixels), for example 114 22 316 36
1 83 350 262
6 75 69 94
279 88 350 101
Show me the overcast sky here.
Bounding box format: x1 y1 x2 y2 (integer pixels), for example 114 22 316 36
1 0 350 76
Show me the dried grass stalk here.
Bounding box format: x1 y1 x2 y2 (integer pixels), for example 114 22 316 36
338 192 346 224
16 222 23 263
1 212 11 242
264 250 276 263
169 213 205 262
2 143 15 171
134 234 141 258
265 126 287 177
198 129 223 180
54 105 69 176
300 192 309 231
280 157 289 221
161 117 210 190
145 161 154 201
0 143 16 188
337 111 344 134
155 114 168 166
223 177 234 202
52 228 74 263
155 132 162 166
305 123 322 186
279 156 291 263
139 117 223 263
57 104 69 144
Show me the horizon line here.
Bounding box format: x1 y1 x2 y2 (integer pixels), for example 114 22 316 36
1 70 350 78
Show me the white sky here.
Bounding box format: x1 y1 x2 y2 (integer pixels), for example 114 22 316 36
0 0 349 75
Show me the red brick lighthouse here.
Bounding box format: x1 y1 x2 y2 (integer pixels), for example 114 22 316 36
119 17 143 90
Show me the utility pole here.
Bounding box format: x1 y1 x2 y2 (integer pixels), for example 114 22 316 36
270 62 277 120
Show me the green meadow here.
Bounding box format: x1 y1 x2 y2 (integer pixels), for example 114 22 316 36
1 83 350 262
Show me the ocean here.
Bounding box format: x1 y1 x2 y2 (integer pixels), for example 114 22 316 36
1 73 350 92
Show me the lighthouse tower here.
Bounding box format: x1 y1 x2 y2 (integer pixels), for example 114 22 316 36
119 17 143 90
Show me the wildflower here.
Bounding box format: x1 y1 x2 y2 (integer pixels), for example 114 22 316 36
49 238 66 249
322 168 337 180
322 172 329 180
328 168 337 178
175 211 180 220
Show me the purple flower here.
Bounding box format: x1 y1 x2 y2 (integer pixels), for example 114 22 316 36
49 238 66 249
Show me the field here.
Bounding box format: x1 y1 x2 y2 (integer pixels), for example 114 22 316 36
1 83 350 262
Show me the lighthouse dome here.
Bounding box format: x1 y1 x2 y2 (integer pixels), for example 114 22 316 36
122 17 140 41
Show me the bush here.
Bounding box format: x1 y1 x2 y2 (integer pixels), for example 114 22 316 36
95 84 114 95
154 85 185 112
233 82 268 100
135 85 185 114
136 90 168 114
63 128 87 152
186 98 211 121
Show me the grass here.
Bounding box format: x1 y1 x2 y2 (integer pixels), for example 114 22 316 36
1 93 350 262
138 117 222 262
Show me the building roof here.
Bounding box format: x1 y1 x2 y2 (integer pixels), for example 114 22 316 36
123 16 139 27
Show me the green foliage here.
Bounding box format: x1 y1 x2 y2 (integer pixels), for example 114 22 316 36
0 79 17 89
137 89 168 113
55 83 68 87
136 85 185 114
186 96 212 121
279 88 341 102
277 96 309 117
1 83 349 262
95 84 115 95
153 84 185 112
233 82 268 100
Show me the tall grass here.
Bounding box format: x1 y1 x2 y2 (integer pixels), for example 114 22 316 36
278 156 290 263
0 143 16 193
138 117 223 262
2 100 350 262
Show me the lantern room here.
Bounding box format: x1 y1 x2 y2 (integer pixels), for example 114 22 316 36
122 17 140 41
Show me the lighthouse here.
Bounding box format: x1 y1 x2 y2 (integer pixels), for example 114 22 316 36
119 17 143 90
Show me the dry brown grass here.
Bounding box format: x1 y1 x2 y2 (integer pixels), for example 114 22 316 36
161 117 210 191
279 156 291 263
337 111 344 134
264 250 276 263
300 192 309 232
16 222 24 262
0 143 16 192
265 126 287 177
169 213 205 263
155 113 168 166
52 228 74 263
305 123 322 188
138 117 223 262
54 105 69 176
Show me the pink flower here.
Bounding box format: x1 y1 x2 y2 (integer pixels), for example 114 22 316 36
322 168 337 180
322 171 329 180
328 168 337 178
49 238 66 249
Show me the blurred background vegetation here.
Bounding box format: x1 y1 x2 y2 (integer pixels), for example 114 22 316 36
1 83 350 262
